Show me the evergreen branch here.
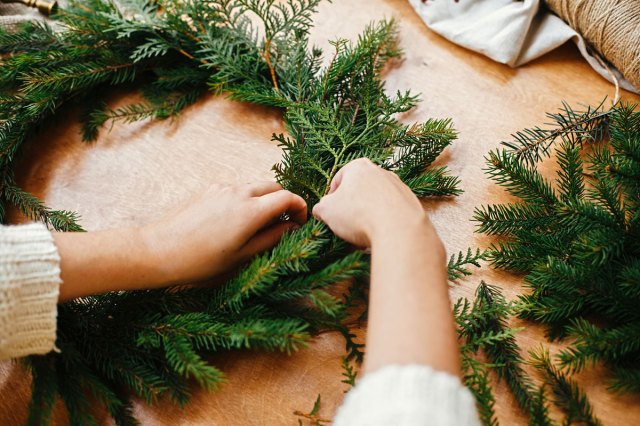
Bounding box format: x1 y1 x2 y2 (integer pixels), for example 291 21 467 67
340 357 358 388
293 394 331 425
25 357 58 426
3 180 83 231
485 149 557 205
474 203 553 237
447 248 488 281
558 318 640 374
477 102 640 425
608 365 640 394
502 101 611 165
529 347 603 426
461 354 498 426
163 335 226 390
454 283 553 424
211 220 328 313
473 284 540 415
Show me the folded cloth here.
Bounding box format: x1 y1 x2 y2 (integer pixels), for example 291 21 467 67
408 0 638 94
0 3 47 30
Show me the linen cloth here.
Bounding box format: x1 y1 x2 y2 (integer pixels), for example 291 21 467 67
408 0 639 94
0 3 46 30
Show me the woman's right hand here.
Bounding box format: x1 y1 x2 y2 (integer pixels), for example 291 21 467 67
312 158 457 377
312 158 438 248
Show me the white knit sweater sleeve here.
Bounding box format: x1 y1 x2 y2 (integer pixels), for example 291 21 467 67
333 364 481 426
0 223 61 359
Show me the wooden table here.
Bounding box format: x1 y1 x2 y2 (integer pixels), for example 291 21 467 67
1 0 639 424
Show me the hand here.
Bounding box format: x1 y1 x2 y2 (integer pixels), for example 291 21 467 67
143 181 307 285
54 181 306 300
312 158 437 248
313 159 458 377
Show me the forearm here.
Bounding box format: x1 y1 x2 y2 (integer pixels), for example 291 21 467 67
53 228 161 301
364 220 460 376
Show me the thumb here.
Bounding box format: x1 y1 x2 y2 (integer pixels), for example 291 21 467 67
240 221 298 257
312 195 333 224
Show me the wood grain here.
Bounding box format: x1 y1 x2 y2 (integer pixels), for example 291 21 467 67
2 0 639 424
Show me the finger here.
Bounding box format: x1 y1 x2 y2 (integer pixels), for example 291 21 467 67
245 181 283 197
312 193 334 224
312 201 323 221
258 190 308 225
328 167 344 194
241 221 298 257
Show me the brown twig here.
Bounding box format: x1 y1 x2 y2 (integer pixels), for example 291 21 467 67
292 411 332 424
515 110 612 158
263 38 279 93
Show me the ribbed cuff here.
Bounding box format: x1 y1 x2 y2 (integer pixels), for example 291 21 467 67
0 223 61 359
334 364 481 426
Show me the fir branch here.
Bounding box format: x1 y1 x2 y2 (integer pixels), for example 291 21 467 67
3 180 83 231
25 356 58 426
461 354 498 426
474 203 554 237
502 100 611 166
477 101 640 425
485 149 557 205
529 347 603 426
473 284 540 415
454 282 552 425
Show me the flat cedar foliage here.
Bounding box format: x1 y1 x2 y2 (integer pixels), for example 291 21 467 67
0 0 474 424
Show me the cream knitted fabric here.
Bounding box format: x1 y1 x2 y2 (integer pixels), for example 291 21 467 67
334 364 481 426
0 223 61 359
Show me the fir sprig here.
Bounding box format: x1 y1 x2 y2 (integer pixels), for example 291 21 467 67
502 100 611 166
454 282 552 425
529 347 603 426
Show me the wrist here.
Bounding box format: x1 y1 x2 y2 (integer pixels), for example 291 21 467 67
370 214 442 250
371 218 446 267
138 224 175 288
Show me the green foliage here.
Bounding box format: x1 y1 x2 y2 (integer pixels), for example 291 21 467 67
3 177 83 231
0 0 462 423
501 100 610 166
476 103 640 395
294 393 330 425
448 248 489 281
529 348 602 426
455 282 552 426
340 356 358 388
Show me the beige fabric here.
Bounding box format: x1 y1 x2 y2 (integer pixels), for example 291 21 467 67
0 223 60 359
335 364 481 426
0 3 45 30
408 0 639 94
